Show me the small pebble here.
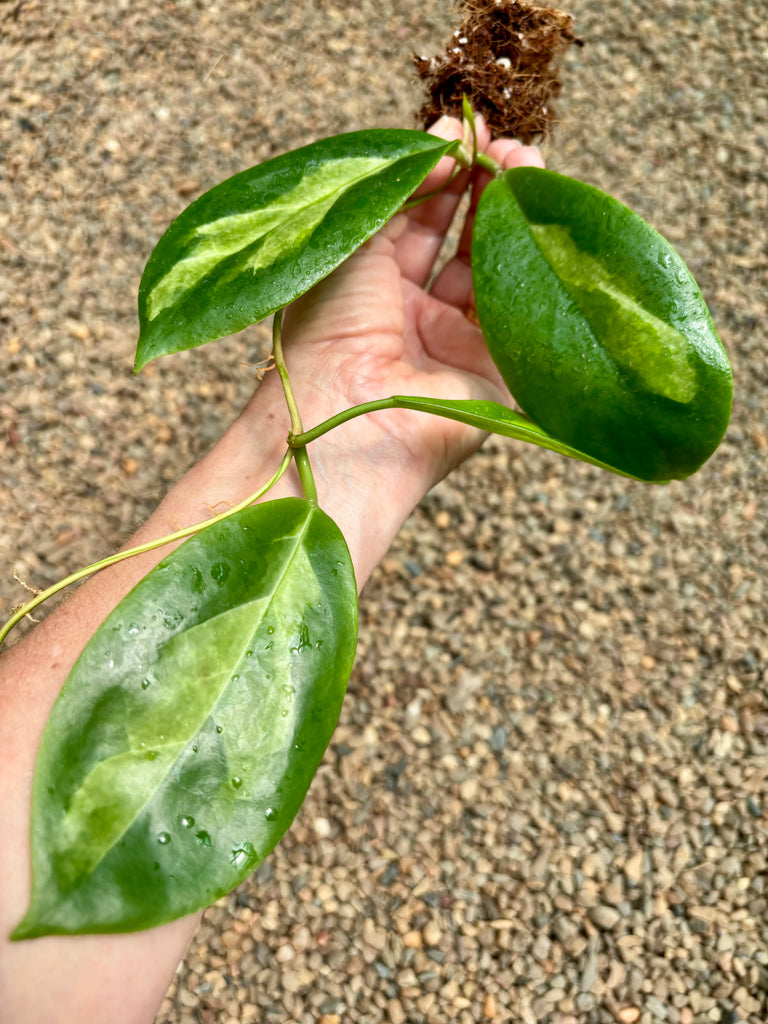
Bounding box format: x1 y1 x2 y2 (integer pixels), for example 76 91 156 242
5 6 764 1024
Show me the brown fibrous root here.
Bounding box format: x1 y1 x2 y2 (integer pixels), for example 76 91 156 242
414 0 581 143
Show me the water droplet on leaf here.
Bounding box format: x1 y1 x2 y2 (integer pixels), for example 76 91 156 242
216 725 223 734
232 776 243 789
264 807 277 821
196 829 212 847
229 840 257 869
157 831 171 844
181 815 195 828
141 678 151 690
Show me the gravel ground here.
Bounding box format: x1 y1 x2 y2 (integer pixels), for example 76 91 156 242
2 2 767 1023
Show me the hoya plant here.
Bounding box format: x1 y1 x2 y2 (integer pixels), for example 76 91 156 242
5 1 731 939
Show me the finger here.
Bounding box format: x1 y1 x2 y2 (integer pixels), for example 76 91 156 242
489 137 545 172
429 141 544 310
393 115 492 287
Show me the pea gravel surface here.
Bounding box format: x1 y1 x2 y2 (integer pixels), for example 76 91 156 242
1 2 767 1023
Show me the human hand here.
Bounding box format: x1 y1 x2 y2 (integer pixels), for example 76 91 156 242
0 118 543 1024
277 115 545 490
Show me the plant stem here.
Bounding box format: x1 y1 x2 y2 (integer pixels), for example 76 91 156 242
272 309 302 435
0 448 294 648
272 310 318 503
291 395 645 482
293 446 318 504
289 397 399 447
461 95 479 167
475 151 503 177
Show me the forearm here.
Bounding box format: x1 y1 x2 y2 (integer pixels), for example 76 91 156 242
0 370 434 1024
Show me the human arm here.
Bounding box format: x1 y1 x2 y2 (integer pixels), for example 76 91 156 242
0 117 543 1024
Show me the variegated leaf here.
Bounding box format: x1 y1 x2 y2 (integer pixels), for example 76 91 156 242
12 499 357 937
136 130 458 370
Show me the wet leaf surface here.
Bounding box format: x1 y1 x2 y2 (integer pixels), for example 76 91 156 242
14 499 357 937
136 130 457 370
472 167 732 481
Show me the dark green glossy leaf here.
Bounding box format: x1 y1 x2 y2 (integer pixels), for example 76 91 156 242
387 395 648 480
13 498 357 938
471 167 732 482
136 130 458 371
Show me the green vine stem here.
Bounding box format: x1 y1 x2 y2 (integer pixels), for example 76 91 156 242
272 310 318 504
0 448 295 648
288 395 642 480
289 397 406 447
462 95 479 167
474 151 503 177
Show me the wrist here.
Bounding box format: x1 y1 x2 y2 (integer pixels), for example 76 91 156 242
230 373 435 587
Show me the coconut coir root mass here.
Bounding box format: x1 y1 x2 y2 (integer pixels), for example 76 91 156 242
414 0 580 143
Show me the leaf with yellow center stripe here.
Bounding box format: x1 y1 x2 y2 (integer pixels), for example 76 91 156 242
471 167 732 482
135 130 459 371
12 498 357 937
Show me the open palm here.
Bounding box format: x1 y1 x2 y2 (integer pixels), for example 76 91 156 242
281 117 545 488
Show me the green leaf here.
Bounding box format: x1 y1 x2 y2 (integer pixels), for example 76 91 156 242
387 396 651 480
136 130 458 371
13 498 357 938
471 167 733 482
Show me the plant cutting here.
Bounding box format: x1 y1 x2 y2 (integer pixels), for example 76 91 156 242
3 0 731 944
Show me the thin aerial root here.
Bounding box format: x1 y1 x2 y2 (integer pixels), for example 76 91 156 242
203 499 235 515
12 570 42 596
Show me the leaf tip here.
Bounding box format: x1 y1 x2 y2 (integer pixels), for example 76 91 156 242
9 911 45 942
133 338 154 375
